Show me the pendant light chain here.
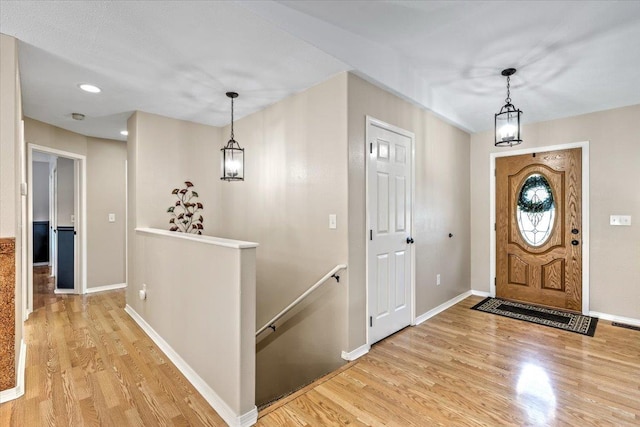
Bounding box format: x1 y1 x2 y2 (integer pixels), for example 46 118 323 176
505 75 511 105
230 95 235 141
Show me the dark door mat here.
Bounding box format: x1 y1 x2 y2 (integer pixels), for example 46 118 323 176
612 322 640 332
471 297 598 337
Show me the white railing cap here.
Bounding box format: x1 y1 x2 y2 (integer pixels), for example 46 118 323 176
136 227 259 249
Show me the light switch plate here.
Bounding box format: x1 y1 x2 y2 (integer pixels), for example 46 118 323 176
329 214 337 229
610 215 631 226
108 213 116 223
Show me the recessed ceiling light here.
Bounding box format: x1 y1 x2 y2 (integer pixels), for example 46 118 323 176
71 113 85 121
120 130 128 136
78 83 101 93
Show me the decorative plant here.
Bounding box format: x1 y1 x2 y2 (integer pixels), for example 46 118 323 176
167 181 204 234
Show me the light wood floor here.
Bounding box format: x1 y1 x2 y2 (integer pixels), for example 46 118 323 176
0 289 227 426
32 265 56 311
258 296 640 426
3 292 639 426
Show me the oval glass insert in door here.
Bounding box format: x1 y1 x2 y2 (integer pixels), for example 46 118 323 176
516 173 555 246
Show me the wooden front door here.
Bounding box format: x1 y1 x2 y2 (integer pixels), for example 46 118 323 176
496 148 582 312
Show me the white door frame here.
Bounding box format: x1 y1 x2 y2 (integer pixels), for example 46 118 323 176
489 141 590 314
365 116 416 345
49 158 57 277
27 143 87 316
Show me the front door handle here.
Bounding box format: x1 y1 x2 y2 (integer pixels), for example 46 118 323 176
571 239 579 246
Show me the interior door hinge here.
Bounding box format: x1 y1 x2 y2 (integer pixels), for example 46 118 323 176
370 142 373 154
369 316 373 327
494 223 496 231
494 277 497 287
370 229 373 240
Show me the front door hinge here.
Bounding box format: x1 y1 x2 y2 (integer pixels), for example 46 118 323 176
370 142 373 154
494 223 496 231
369 316 373 327
370 229 373 240
494 277 497 287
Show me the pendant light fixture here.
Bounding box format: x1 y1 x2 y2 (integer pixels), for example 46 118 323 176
221 91 244 181
495 68 523 147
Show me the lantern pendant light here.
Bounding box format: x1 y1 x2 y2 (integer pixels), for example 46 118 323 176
221 91 244 181
495 68 523 147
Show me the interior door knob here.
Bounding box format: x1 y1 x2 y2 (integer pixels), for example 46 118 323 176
406 237 414 244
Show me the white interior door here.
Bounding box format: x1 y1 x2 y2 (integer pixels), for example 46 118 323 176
367 118 414 345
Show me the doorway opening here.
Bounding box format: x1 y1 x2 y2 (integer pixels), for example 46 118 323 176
27 144 86 317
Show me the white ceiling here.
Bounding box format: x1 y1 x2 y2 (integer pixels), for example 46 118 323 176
2 1 639 141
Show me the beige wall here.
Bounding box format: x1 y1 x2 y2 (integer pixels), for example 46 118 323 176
87 137 126 287
128 112 222 234
0 34 19 238
217 75 350 404
347 74 471 349
25 117 87 155
129 230 256 420
126 111 257 422
24 119 127 289
0 32 23 391
470 104 640 319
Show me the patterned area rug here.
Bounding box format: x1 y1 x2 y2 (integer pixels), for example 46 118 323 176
471 297 598 337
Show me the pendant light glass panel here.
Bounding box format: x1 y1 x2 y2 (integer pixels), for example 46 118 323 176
221 143 244 181
495 105 522 146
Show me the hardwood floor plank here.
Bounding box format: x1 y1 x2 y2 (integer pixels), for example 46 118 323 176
1 289 227 426
6 288 640 426
258 295 640 427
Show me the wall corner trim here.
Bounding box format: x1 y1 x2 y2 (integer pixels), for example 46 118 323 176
589 311 640 328
341 344 370 361
414 290 474 326
124 305 257 427
85 282 127 294
0 339 26 403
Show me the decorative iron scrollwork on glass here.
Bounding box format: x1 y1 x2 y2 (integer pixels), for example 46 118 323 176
517 174 555 246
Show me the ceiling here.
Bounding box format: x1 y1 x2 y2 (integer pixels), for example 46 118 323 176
2 1 639 142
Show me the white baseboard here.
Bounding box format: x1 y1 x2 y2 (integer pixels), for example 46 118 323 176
589 311 640 327
125 305 257 427
414 290 473 326
471 290 491 297
54 288 75 294
85 282 127 294
341 343 370 361
0 339 26 403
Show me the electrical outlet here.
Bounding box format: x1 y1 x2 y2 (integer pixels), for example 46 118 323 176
436 274 441 286
610 215 631 226
139 284 147 301
108 213 116 222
